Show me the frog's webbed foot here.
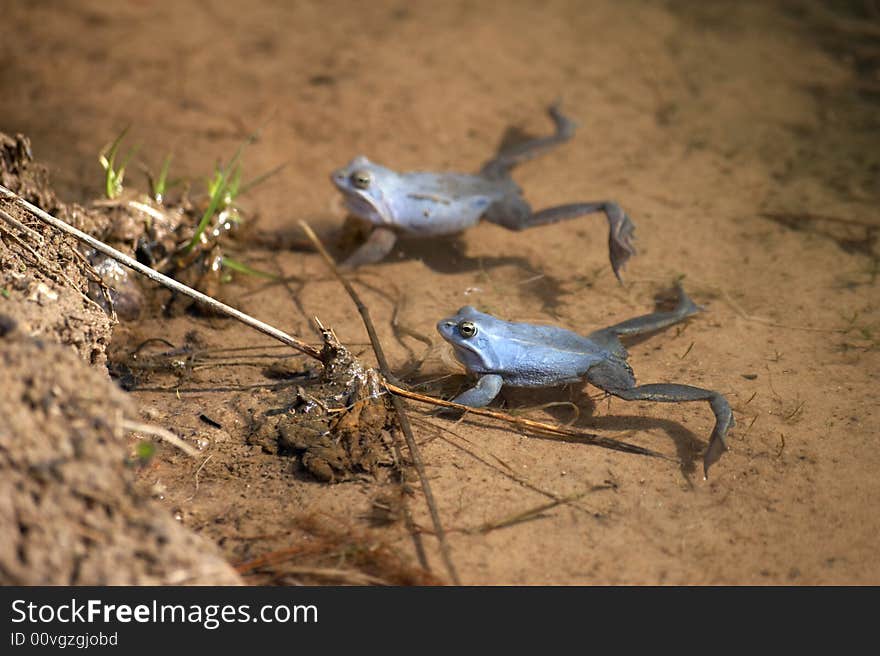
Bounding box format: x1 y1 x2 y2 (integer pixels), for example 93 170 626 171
480 104 577 180
587 374 734 477
450 374 504 408
339 226 397 269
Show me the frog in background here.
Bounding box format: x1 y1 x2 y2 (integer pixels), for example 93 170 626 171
331 105 636 281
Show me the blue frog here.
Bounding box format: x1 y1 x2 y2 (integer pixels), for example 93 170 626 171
331 105 636 280
436 285 734 477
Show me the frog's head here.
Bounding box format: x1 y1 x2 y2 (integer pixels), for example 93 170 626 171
436 306 502 374
331 156 397 226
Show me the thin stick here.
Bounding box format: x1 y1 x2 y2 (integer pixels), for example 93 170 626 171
472 486 608 535
0 184 322 360
186 454 214 501
678 341 694 360
785 399 806 422
0 205 43 243
122 418 200 458
299 220 461 586
386 382 668 459
0 218 105 315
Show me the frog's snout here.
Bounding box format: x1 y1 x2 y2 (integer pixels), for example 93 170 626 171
330 169 347 186
436 319 455 337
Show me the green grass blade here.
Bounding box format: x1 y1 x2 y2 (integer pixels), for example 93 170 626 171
99 126 131 199
186 129 261 251
220 256 279 280
153 153 174 201
237 161 287 197
188 151 243 251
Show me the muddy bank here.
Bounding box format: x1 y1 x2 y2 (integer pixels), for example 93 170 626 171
0 136 241 585
0 332 241 585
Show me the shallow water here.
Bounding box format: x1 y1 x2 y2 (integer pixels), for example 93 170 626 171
2 0 878 584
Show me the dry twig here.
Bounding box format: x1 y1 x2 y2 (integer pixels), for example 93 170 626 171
121 418 200 458
299 220 460 585
386 382 667 459
0 184 322 360
473 486 611 535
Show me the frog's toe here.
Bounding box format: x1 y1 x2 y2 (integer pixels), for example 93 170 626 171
703 395 734 479
609 210 637 281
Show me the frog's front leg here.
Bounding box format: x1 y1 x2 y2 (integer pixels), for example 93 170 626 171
451 374 504 408
485 199 636 281
340 226 398 269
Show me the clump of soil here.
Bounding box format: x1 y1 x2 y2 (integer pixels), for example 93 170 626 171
0 133 113 365
0 133 241 585
0 328 241 585
249 376 396 483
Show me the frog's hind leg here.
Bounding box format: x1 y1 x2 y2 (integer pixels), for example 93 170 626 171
589 283 700 343
479 104 634 280
480 104 576 180
605 383 734 479
486 198 636 282
585 285 731 476
340 226 397 269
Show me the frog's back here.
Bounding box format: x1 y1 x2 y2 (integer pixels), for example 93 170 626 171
390 171 508 235
485 317 606 387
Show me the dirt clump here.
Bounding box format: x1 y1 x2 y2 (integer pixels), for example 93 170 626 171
0 133 242 585
0 329 242 585
0 134 114 365
247 385 397 483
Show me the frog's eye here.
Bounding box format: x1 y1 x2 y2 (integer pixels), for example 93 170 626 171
350 169 372 190
457 320 477 338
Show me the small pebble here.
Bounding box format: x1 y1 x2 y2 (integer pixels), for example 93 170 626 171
0 314 17 337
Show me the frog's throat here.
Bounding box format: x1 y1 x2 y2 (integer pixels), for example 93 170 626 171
344 190 394 227
451 341 494 373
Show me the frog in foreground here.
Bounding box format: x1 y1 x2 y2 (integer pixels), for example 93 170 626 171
331 105 636 280
436 285 734 477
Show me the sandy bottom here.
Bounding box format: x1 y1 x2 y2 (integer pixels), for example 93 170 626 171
1 0 878 584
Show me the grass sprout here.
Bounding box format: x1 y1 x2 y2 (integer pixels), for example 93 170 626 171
220 255 280 280
186 146 246 252
99 127 140 200
187 139 284 252
149 153 180 203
